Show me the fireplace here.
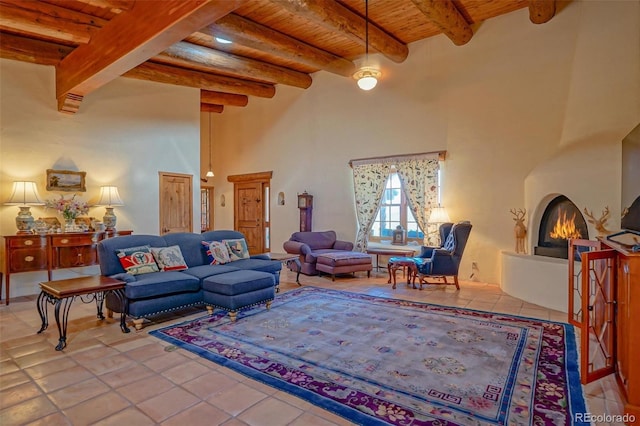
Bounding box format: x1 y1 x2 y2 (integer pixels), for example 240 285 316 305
534 195 589 259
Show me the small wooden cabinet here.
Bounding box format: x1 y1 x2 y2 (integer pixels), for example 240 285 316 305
569 238 640 422
3 230 132 305
613 246 640 420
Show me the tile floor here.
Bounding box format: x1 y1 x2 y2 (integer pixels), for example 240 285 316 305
0 268 627 425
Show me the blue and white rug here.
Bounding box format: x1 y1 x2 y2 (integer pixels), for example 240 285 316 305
150 286 588 425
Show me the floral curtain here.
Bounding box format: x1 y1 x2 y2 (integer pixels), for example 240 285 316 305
395 155 440 245
352 161 391 252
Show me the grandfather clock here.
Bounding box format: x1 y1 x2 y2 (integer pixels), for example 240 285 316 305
298 192 313 232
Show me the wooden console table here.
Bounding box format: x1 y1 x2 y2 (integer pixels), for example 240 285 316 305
3 230 132 305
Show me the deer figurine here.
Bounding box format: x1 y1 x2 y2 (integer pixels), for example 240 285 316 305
583 206 611 237
510 208 527 254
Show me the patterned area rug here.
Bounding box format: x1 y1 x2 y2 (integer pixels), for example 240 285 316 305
150 287 587 425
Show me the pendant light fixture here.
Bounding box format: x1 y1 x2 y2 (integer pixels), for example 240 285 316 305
354 0 381 91
205 112 214 178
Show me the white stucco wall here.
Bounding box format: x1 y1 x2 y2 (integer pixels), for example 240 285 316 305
1 1 638 300
0 61 201 297
208 0 640 286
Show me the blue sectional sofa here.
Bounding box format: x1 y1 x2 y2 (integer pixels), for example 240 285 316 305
97 230 281 329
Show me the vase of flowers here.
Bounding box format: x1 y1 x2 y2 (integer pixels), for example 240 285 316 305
46 194 89 232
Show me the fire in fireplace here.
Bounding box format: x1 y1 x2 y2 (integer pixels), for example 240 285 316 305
535 195 589 259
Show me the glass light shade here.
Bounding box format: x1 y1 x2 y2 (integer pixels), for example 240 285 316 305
96 186 124 206
429 206 451 223
5 181 44 205
205 170 214 178
354 68 381 91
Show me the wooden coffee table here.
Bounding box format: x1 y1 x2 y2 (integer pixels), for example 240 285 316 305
366 246 416 271
37 275 129 351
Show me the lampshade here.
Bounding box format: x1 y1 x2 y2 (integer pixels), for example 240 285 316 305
354 0 381 91
429 206 451 223
5 181 44 206
354 68 381 91
96 186 124 206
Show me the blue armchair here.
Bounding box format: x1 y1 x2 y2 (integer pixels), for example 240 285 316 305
415 221 472 290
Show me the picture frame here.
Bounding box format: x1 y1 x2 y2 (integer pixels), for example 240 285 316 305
46 169 86 192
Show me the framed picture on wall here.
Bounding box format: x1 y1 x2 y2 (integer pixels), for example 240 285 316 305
46 169 86 192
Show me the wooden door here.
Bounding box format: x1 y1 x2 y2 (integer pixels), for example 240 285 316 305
159 172 193 235
228 171 272 254
578 249 617 384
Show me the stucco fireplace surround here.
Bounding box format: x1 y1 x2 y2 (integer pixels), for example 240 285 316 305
500 140 621 313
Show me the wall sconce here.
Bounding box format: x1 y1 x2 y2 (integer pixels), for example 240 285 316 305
96 186 124 231
5 181 45 234
220 194 226 207
278 192 285 206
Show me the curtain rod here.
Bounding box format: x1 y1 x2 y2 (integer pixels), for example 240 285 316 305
348 150 446 168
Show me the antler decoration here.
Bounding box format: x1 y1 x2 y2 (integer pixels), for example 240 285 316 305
583 206 611 237
510 208 527 254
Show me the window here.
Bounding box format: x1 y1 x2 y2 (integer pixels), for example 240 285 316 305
370 172 422 243
200 188 214 232
370 169 442 244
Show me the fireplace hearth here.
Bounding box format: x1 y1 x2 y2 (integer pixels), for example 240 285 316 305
534 195 589 259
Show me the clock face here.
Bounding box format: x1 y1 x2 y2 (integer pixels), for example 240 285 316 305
298 196 307 208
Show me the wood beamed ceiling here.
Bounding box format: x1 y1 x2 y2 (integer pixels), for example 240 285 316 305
0 0 556 114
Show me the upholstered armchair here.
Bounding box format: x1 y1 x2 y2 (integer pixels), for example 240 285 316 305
415 221 472 289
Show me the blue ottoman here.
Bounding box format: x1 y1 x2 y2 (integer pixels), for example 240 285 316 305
202 270 275 321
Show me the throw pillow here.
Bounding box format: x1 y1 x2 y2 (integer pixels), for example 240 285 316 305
150 245 188 271
117 245 159 275
202 240 231 265
224 238 250 261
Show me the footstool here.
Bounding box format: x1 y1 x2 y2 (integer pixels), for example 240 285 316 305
202 270 275 322
387 256 419 289
315 252 373 281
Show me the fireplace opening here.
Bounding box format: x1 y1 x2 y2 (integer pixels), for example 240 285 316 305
534 195 589 259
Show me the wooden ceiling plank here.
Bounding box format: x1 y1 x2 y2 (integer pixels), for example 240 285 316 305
0 32 72 65
0 0 105 45
528 0 556 24
275 0 408 63
55 0 245 111
200 103 224 113
201 90 249 107
202 13 356 77
409 0 473 46
124 61 276 98
158 41 312 88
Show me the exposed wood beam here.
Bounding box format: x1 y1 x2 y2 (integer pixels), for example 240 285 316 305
124 62 276 98
276 0 408 63
0 32 72 65
200 13 356 77
0 0 105 45
409 0 473 46
157 41 312 89
55 0 245 113
201 90 248 107
528 0 556 24
200 103 224 113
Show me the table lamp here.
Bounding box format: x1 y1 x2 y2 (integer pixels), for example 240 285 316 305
5 181 45 234
428 205 451 245
96 186 124 231
429 205 451 224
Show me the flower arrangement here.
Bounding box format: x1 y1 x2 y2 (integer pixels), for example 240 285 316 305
46 194 89 221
